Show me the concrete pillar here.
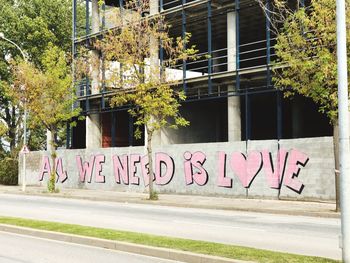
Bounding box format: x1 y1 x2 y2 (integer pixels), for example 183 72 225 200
148 5 168 147
152 128 162 147
86 0 102 149
228 94 241 141
150 0 159 15
91 0 100 33
227 11 241 141
150 36 160 81
148 57 172 146
227 12 236 72
46 130 51 151
86 111 102 148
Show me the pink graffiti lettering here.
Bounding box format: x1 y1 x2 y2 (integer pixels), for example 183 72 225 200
112 155 129 184
155 152 175 186
76 155 95 183
140 155 157 186
39 156 51 181
217 152 232 188
184 151 208 186
140 155 150 186
262 149 288 189
230 151 263 188
39 157 67 183
130 154 141 185
283 149 309 193
94 154 105 183
55 158 68 183
38 148 309 195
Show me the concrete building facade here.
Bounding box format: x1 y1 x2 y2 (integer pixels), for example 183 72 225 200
70 0 332 149
17 0 336 201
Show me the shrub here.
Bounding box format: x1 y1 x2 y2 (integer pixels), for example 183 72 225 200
0 157 18 185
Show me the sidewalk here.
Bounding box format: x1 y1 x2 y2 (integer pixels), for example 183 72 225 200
0 185 339 218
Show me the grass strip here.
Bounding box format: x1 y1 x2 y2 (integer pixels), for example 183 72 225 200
0 216 339 263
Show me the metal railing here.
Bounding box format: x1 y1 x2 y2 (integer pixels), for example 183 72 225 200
166 37 277 78
160 0 199 11
75 37 277 99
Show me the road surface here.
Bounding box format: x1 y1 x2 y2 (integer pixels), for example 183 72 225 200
0 231 182 263
0 194 341 260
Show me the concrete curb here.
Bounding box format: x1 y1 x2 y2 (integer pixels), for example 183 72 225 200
0 224 253 263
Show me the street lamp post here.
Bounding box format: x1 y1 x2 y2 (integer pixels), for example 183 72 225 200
336 0 350 262
0 32 28 192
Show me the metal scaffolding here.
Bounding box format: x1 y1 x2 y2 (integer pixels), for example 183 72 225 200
71 0 329 148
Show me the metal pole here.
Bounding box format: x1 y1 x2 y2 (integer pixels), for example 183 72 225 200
266 0 271 81
22 103 27 192
277 91 282 139
336 0 350 261
70 0 77 149
235 0 240 74
0 34 26 60
129 114 134 147
207 0 212 95
102 2 106 29
235 0 240 103
111 111 116 147
86 0 90 36
182 3 187 94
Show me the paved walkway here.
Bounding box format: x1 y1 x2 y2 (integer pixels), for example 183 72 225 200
0 185 339 218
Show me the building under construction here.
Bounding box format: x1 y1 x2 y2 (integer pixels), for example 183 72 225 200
70 0 332 149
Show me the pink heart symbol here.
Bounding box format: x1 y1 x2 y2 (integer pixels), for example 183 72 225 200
230 151 263 188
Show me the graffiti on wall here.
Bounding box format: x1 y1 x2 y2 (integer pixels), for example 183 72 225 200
39 149 309 194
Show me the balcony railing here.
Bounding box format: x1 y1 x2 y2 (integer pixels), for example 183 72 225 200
159 0 199 11
75 36 277 100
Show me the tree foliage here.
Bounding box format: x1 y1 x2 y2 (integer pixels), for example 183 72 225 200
0 0 74 154
260 0 350 124
12 45 80 192
79 0 198 199
0 0 72 67
255 0 350 211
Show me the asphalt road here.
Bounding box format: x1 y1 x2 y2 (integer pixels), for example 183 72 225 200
0 194 341 260
0 231 182 263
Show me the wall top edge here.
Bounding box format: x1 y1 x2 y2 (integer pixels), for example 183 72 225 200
25 136 333 156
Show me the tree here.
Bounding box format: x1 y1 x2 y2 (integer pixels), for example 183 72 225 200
256 0 350 211
0 0 77 154
79 0 197 199
12 45 81 192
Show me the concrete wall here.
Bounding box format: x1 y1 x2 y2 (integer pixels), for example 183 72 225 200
19 137 335 201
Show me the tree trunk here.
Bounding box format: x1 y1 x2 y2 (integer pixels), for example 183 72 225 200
146 127 157 200
333 122 340 212
9 106 17 152
48 129 57 193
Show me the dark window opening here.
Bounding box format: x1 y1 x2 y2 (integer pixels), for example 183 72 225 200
72 117 86 149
